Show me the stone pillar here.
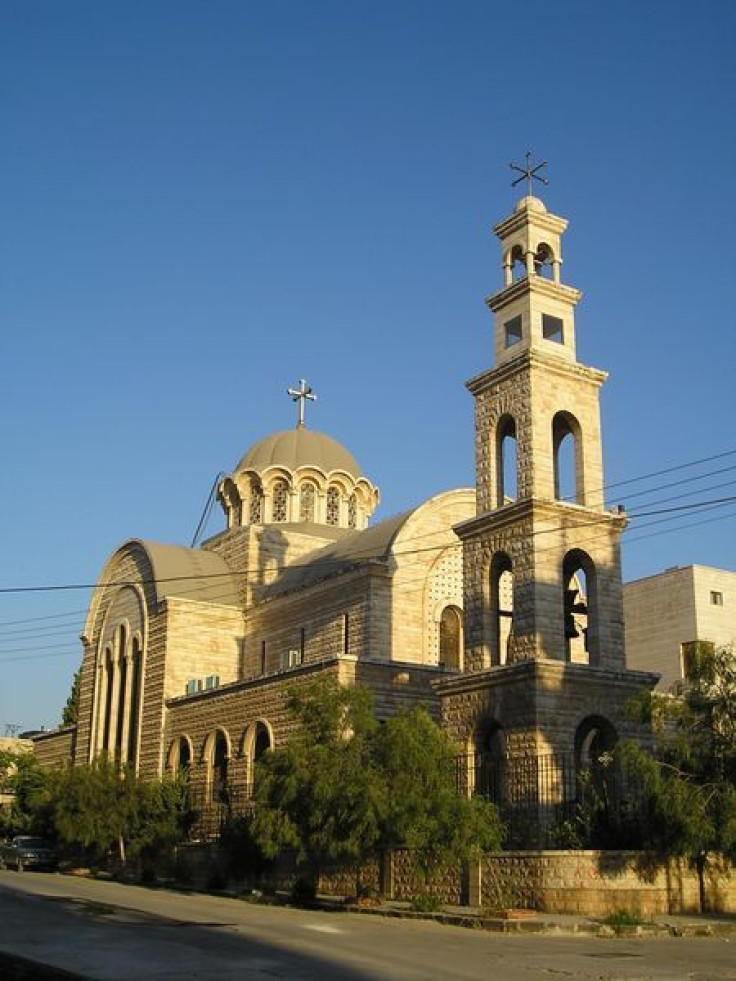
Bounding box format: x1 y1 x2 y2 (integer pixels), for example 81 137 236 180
464 857 482 907
379 852 394 900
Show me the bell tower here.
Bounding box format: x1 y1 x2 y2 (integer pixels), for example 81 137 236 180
436 167 657 781
457 188 628 673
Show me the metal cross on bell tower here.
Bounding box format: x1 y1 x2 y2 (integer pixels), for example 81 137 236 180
509 151 549 196
287 378 317 428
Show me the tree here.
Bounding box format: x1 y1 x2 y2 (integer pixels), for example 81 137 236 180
375 706 503 874
617 644 736 910
62 666 82 726
250 680 385 892
0 750 53 838
41 757 194 867
250 679 502 895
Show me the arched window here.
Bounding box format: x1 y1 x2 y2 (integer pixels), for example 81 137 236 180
249 480 263 524
510 244 526 282
299 482 316 522
246 720 273 797
534 242 554 279
253 722 272 763
221 479 241 528
439 605 462 669
115 624 128 757
272 479 288 522
574 716 618 808
347 493 358 529
553 412 582 503
209 730 230 805
563 550 597 665
575 716 617 772
127 636 143 766
326 486 340 526
102 648 114 753
496 416 518 505
168 735 192 776
474 723 506 802
490 553 514 665
98 645 114 754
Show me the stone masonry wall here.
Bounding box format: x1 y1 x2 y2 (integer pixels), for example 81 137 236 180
241 567 378 677
31 727 75 768
165 660 343 801
481 851 736 915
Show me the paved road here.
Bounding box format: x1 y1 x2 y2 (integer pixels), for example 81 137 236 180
0 870 735 980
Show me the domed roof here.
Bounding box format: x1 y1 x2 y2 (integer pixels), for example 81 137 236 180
235 427 364 479
515 194 547 214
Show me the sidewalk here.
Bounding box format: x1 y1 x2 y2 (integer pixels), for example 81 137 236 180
309 894 736 937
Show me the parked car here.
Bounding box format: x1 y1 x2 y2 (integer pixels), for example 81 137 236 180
0 836 57 871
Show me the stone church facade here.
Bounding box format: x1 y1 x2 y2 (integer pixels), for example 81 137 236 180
34 191 657 834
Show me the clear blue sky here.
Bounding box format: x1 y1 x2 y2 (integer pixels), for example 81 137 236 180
1 1 735 731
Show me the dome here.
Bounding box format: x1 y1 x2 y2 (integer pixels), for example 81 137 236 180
515 195 547 214
235 428 364 479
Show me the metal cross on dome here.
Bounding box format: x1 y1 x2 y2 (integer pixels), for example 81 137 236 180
510 151 549 196
287 378 317 428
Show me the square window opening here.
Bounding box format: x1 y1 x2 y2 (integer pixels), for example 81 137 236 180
542 313 564 343
711 591 724 606
505 315 522 348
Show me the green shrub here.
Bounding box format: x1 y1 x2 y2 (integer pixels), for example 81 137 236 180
410 893 444 913
601 909 645 928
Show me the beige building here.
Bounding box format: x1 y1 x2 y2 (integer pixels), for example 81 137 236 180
34 188 657 841
624 565 736 692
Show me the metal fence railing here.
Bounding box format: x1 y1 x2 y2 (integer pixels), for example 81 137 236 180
454 751 618 848
185 752 622 849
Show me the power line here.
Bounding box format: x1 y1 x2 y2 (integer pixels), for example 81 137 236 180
559 448 736 505
2 447 735 623
0 490 733 597
1 505 734 664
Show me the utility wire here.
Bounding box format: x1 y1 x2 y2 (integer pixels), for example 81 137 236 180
1 504 734 663
1 490 734 595
2 450 734 615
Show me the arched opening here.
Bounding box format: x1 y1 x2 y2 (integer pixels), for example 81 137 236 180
208 730 230 805
347 493 358 529
553 412 582 503
496 415 518 505
178 736 192 774
510 244 526 282
253 722 272 763
563 550 597 665
473 722 506 801
127 636 143 766
246 720 274 797
575 716 618 772
114 624 127 757
326 486 340 526
574 716 618 813
101 649 114 754
168 735 192 776
249 479 263 524
221 479 242 528
272 479 288 522
490 552 514 665
439 605 463 670
534 242 554 279
299 482 316 523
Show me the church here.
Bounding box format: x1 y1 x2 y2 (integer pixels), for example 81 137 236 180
34 184 657 835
